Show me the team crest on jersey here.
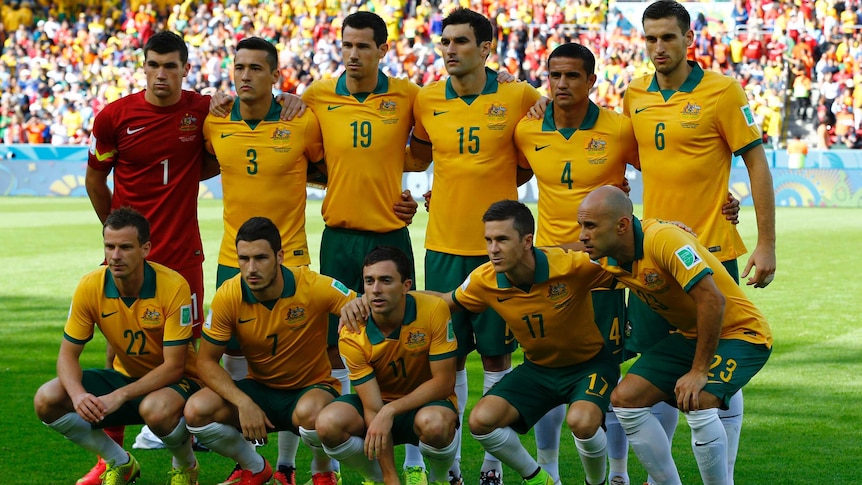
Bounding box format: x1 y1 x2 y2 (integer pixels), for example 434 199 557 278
141 308 162 327
640 269 666 289
284 306 308 329
271 127 293 152
585 136 608 164
547 283 569 302
679 100 702 128
378 99 399 124
179 113 198 132
404 328 428 350
485 103 508 130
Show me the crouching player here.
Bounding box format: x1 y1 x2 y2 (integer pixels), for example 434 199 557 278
320 246 459 485
34 208 202 485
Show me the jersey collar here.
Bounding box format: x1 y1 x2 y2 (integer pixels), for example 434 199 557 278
335 69 390 102
647 61 704 95
445 67 499 101
230 96 282 128
606 217 645 270
240 266 297 304
104 261 156 299
542 100 600 139
495 247 550 288
365 293 418 344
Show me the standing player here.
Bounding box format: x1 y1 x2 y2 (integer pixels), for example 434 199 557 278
578 186 772 485
34 208 201 485
300 11 427 482
83 30 213 485
184 217 355 485
409 9 541 483
515 42 637 485
624 2 776 482
203 37 326 485
317 246 459 485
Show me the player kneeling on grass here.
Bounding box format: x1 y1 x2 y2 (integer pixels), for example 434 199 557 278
321 246 459 485
184 216 356 485
34 207 202 485
577 186 773 485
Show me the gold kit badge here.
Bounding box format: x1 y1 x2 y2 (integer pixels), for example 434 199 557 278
404 329 428 349
378 99 399 124
485 103 508 130
141 308 162 327
284 306 308 329
640 269 666 289
547 283 570 301
680 100 702 128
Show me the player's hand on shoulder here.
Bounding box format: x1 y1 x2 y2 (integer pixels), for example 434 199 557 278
722 192 740 225
668 220 697 237
394 190 418 225
340 296 370 334
209 91 234 118
275 92 307 121
526 96 550 120
496 69 518 83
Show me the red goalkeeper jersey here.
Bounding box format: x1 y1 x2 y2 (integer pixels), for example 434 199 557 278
88 90 210 269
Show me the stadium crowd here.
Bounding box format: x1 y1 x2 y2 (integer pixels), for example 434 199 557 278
1 0 860 149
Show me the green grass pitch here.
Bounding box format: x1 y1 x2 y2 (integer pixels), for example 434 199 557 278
1 197 860 484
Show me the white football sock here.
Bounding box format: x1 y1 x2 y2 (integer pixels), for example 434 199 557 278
719 390 744 485
46 413 127 465
687 408 728 485
614 407 681 485
323 436 382 481
419 436 458 482
277 431 300 469
299 426 334 474
574 428 607 485
534 404 564 482
606 408 630 484
403 443 425 469
188 422 263 472
652 401 679 442
450 368 468 479
480 368 511 475
159 417 195 469
472 427 537 478
331 367 350 395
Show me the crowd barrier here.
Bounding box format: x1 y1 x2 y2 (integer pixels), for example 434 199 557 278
1 145 861 208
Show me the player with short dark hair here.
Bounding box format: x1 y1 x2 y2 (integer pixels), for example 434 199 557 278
317 246 459 485
409 9 542 484
185 217 356 485
626 2 776 482
34 207 202 485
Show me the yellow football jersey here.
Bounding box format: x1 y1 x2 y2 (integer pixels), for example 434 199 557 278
413 69 541 255
515 101 637 246
302 71 419 233
339 293 458 404
204 98 324 268
64 262 198 379
204 266 356 390
624 62 762 262
453 247 613 367
599 218 772 347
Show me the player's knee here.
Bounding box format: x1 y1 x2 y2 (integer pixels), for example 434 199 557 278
183 390 218 427
467 398 500 435
610 381 639 408
314 405 341 445
33 378 65 420
566 403 603 439
415 408 456 446
139 393 183 433
294 390 335 429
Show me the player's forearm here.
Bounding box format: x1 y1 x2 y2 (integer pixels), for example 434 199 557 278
692 292 725 375
115 359 186 402
84 174 112 223
744 147 776 247
57 351 87 399
198 357 253 408
200 152 220 180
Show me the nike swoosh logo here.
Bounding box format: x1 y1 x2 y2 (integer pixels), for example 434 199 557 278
634 107 650 114
101 311 118 318
126 127 145 135
496 297 513 302
238 317 256 324
694 437 720 447
220 133 237 138
534 144 550 151
433 110 449 116
327 105 343 111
